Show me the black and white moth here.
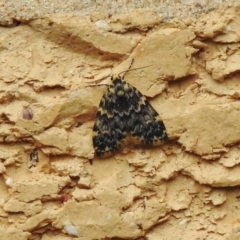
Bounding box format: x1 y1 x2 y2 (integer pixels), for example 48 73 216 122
93 75 168 158
29 148 39 168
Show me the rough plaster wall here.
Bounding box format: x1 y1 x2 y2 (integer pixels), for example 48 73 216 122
1 1 240 240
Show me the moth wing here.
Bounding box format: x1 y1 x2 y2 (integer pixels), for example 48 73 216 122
125 87 168 145
93 109 126 158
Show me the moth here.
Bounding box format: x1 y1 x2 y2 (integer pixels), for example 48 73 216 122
29 148 39 168
93 74 168 158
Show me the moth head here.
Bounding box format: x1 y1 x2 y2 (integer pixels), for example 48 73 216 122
112 77 129 96
111 74 122 82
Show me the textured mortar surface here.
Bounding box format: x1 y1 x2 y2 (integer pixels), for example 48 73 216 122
1 1 240 240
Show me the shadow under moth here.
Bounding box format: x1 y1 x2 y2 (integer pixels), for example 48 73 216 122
93 74 168 158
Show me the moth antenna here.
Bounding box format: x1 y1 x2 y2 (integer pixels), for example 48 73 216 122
118 65 152 78
111 65 152 81
119 65 152 75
